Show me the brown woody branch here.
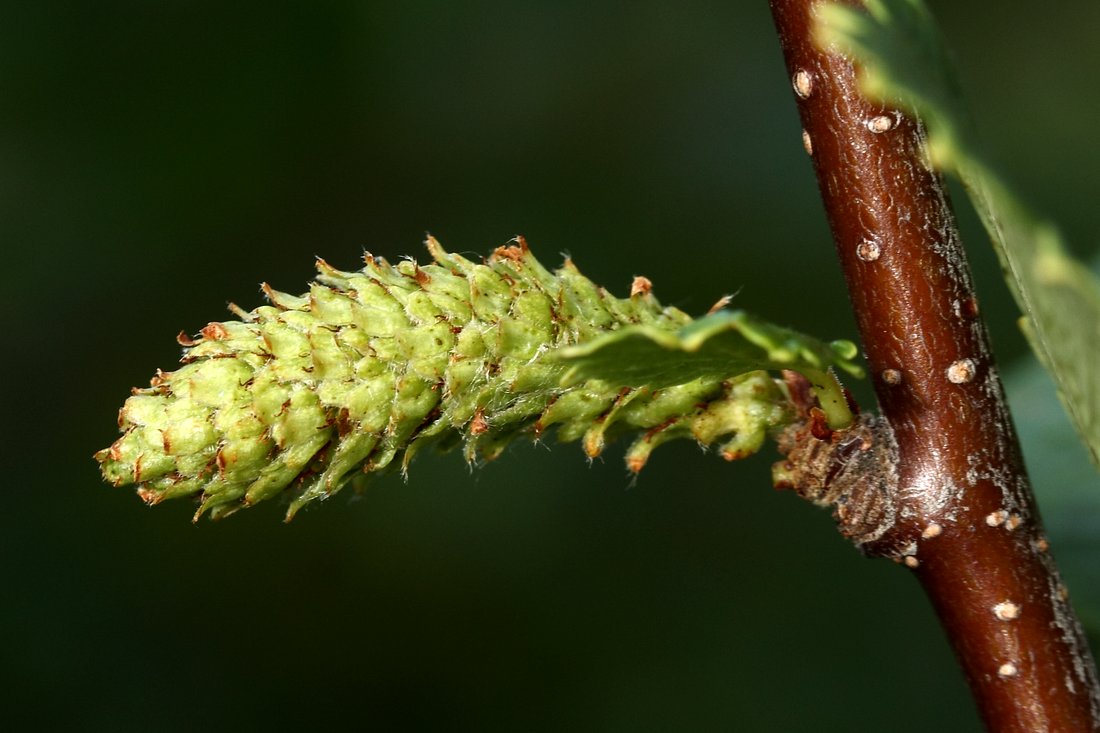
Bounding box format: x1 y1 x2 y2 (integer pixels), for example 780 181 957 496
768 1 1100 730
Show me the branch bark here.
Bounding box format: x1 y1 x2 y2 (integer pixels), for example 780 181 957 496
768 1 1100 730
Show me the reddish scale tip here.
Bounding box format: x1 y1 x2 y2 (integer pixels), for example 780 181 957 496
201 322 229 341
630 276 653 297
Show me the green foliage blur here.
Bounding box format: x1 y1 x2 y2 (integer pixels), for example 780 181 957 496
4 1 1098 730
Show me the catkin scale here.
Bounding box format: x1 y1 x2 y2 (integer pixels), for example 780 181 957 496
96 237 797 520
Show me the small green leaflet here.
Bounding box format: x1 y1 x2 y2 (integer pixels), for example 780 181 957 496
557 310 863 429
818 0 1100 468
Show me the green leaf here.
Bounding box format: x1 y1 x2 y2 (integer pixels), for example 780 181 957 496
557 310 863 429
818 0 1100 467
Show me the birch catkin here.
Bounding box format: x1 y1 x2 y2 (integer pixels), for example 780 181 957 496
96 237 800 520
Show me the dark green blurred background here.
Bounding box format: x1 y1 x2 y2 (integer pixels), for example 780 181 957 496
5 2 1099 730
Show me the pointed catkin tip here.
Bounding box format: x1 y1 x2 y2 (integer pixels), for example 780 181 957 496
226 302 252 321
707 295 733 315
583 430 605 459
469 410 490 436
200 322 229 341
630 276 653 297
424 234 445 261
136 487 161 505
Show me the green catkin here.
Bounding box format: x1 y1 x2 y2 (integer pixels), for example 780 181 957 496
95 237 798 520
